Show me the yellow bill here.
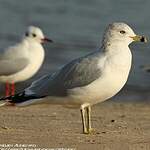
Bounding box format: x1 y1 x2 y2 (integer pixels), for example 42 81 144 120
130 35 148 42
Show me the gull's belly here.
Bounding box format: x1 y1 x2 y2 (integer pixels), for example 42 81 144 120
68 66 131 105
0 50 44 83
13 60 43 82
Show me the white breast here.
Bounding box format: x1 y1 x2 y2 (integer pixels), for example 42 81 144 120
13 43 45 82
1 41 45 83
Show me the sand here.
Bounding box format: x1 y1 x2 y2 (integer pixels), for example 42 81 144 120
0 102 150 150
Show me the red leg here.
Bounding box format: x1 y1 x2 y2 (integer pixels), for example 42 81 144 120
11 82 15 95
5 82 10 97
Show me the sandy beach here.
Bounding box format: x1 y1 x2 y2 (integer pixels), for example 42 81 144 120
0 101 150 150
0 1 150 150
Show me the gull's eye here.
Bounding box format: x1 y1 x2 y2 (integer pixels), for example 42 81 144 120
25 32 29 37
32 33 36 37
120 30 126 34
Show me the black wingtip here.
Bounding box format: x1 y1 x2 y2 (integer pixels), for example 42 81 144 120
0 96 11 101
0 91 46 105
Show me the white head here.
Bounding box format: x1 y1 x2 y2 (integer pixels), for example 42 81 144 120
24 26 53 44
102 22 147 46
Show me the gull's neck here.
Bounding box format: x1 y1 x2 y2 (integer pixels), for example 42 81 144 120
20 38 44 55
101 40 130 54
22 37 41 46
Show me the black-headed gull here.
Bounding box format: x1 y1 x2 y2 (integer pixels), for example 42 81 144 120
0 26 53 96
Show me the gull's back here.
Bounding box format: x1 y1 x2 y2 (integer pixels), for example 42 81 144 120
25 50 105 97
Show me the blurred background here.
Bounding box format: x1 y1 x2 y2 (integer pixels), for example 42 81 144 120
0 0 149 101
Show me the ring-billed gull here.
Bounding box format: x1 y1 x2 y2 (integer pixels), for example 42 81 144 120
0 22 147 134
0 26 53 96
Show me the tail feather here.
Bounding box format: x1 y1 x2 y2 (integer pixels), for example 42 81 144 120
0 91 46 106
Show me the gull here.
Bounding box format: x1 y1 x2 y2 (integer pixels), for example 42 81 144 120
0 26 53 96
0 22 147 134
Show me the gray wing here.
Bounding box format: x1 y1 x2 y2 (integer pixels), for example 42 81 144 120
26 52 102 97
0 58 29 75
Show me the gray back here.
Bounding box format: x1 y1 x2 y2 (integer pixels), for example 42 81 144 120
26 51 102 97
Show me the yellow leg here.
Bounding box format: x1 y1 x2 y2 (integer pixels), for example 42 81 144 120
80 107 88 134
87 105 94 133
87 105 91 131
80 103 94 134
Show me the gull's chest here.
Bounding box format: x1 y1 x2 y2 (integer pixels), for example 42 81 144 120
102 50 131 82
